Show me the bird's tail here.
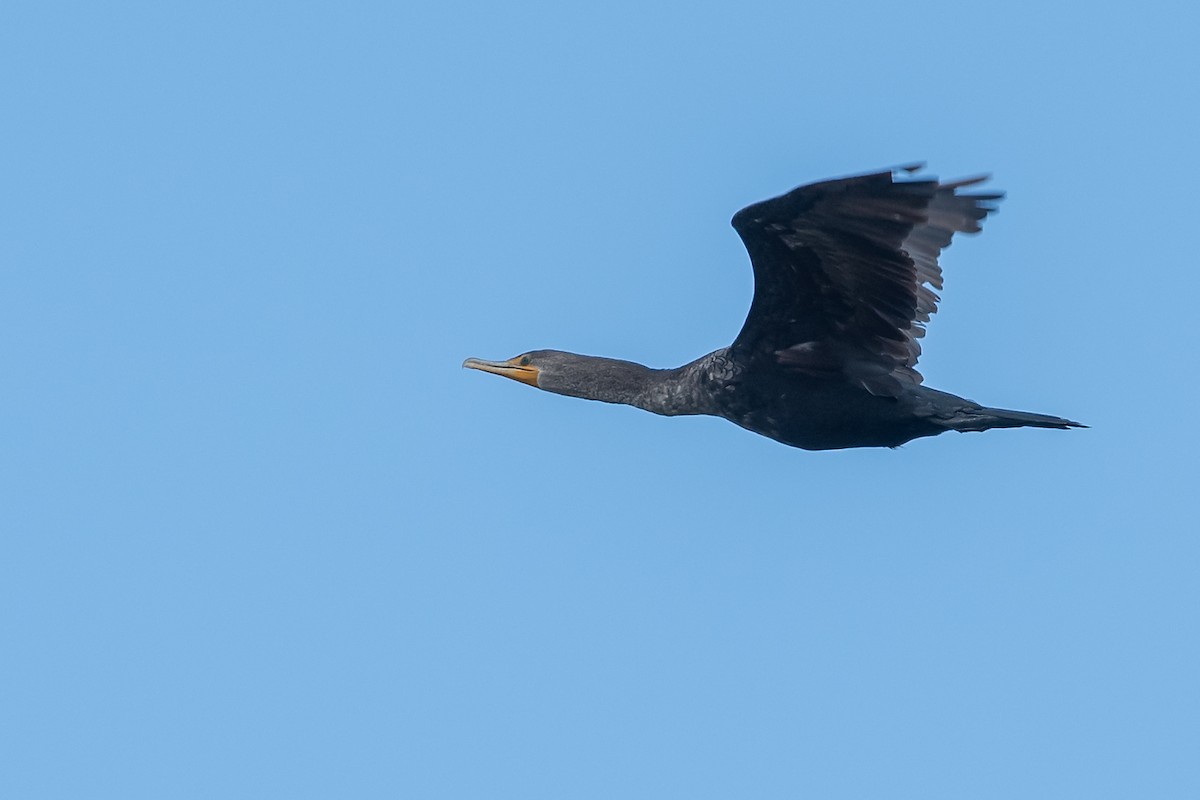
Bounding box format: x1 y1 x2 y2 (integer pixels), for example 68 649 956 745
942 406 1086 433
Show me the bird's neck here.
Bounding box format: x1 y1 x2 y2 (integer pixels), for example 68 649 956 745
547 353 723 417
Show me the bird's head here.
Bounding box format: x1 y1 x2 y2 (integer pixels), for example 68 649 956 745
461 350 578 393
463 350 653 402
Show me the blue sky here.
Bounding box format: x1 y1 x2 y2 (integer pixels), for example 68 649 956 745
3 1 1198 798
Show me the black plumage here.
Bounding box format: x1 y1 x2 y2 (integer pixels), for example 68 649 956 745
464 165 1082 450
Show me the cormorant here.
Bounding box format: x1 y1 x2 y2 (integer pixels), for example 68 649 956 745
464 165 1083 450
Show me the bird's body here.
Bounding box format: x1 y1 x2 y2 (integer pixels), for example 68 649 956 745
465 165 1082 450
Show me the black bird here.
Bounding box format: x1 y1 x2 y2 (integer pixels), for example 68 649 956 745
464 165 1083 450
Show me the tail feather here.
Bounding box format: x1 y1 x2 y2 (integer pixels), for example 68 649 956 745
945 406 1086 433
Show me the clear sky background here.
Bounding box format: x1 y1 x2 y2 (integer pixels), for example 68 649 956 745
3 2 1197 798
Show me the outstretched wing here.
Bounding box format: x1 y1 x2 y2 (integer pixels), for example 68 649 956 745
729 165 1002 395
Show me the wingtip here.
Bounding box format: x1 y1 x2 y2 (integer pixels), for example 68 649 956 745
942 173 992 190
870 164 1002 191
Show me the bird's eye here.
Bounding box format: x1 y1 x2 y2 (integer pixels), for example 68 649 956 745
519 356 532 366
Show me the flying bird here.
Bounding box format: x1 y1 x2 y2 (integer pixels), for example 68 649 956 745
464 165 1082 450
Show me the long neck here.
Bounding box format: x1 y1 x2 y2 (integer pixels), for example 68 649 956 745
545 353 724 417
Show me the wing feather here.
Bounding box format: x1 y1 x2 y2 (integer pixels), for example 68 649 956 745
730 166 1002 395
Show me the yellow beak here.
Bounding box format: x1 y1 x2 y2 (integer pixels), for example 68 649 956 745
462 357 540 388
